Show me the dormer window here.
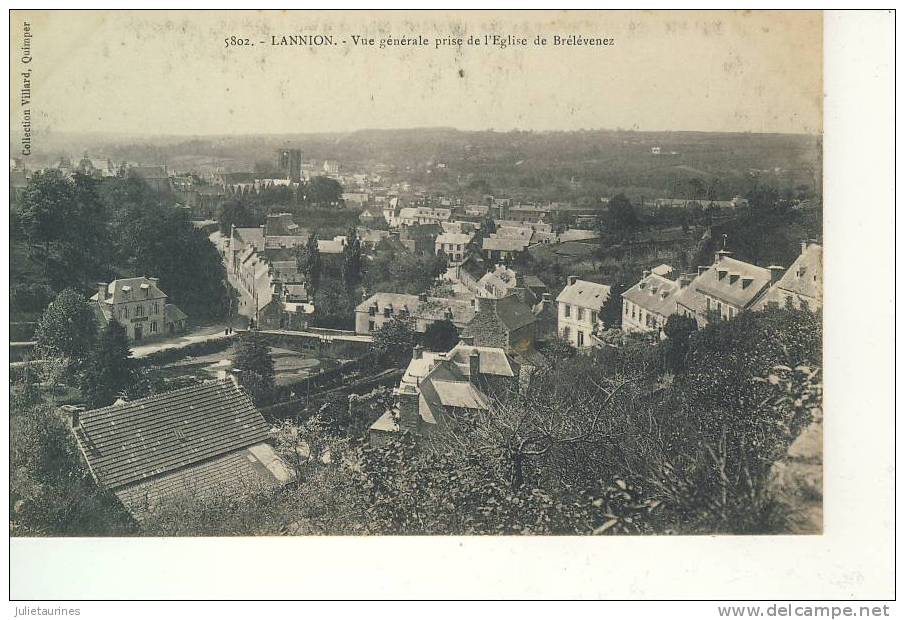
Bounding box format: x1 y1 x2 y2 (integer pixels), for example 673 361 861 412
718 270 728 280
729 274 740 285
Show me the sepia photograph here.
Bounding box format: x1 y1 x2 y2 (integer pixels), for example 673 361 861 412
5 7 895 605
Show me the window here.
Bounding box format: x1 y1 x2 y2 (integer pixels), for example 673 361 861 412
562 326 570 340
624 303 629 316
577 331 584 347
153 302 159 314
564 304 571 318
591 311 597 324
577 308 584 321
383 308 391 318
136 305 144 317
150 321 158 333
368 320 375 332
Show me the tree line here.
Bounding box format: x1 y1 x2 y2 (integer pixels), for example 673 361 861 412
12 170 229 322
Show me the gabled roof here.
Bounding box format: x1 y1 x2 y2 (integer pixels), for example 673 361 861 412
556 279 611 309
73 379 271 491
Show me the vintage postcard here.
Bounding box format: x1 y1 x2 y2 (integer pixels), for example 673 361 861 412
6 7 893 603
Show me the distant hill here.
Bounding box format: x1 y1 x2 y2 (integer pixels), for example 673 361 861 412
11 127 821 203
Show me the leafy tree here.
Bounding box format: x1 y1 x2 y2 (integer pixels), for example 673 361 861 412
233 332 276 405
370 318 416 366
303 176 343 207
603 193 639 232
310 283 356 330
34 288 98 362
422 319 459 352
218 198 260 234
662 314 697 374
341 229 363 289
297 231 322 295
18 171 110 288
10 400 134 535
600 282 627 329
481 215 497 235
81 320 136 408
100 175 229 321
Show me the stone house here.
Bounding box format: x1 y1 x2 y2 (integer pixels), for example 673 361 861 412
460 295 537 354
90 276 187 342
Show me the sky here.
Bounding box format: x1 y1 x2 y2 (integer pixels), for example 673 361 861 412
10 10 823 136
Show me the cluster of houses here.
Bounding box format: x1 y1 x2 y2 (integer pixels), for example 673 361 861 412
224 212 334 330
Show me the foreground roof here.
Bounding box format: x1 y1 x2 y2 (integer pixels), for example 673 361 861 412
74 379 272 491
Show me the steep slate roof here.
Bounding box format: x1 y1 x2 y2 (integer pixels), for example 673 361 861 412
482 237 529 252
556 279 611 309
623 273 682 318
449 344 519 378
694 256 772 308
493 295 537 331
768 244 822 303
91 277 167 305
356 293 477 327
74 379 271 491
436 232 473 246
115 443 291 516
495 226 535 241
233 227 265 249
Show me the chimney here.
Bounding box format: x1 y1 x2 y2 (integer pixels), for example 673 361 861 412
460 335 475 345
715 249 732 263
96 282 108 301
697 266 708 276
768 265 784 284
228 368 242 388
568 275 578 286
412 345 423 360
60 404 85 429
396 390 421 432
541 292 552 309
642 270 650 279
148 277 159 287
468 350 480 382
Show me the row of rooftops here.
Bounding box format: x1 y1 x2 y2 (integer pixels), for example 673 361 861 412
625 241 823 320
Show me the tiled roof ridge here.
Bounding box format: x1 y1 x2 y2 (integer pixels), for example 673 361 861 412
83 378 238 418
